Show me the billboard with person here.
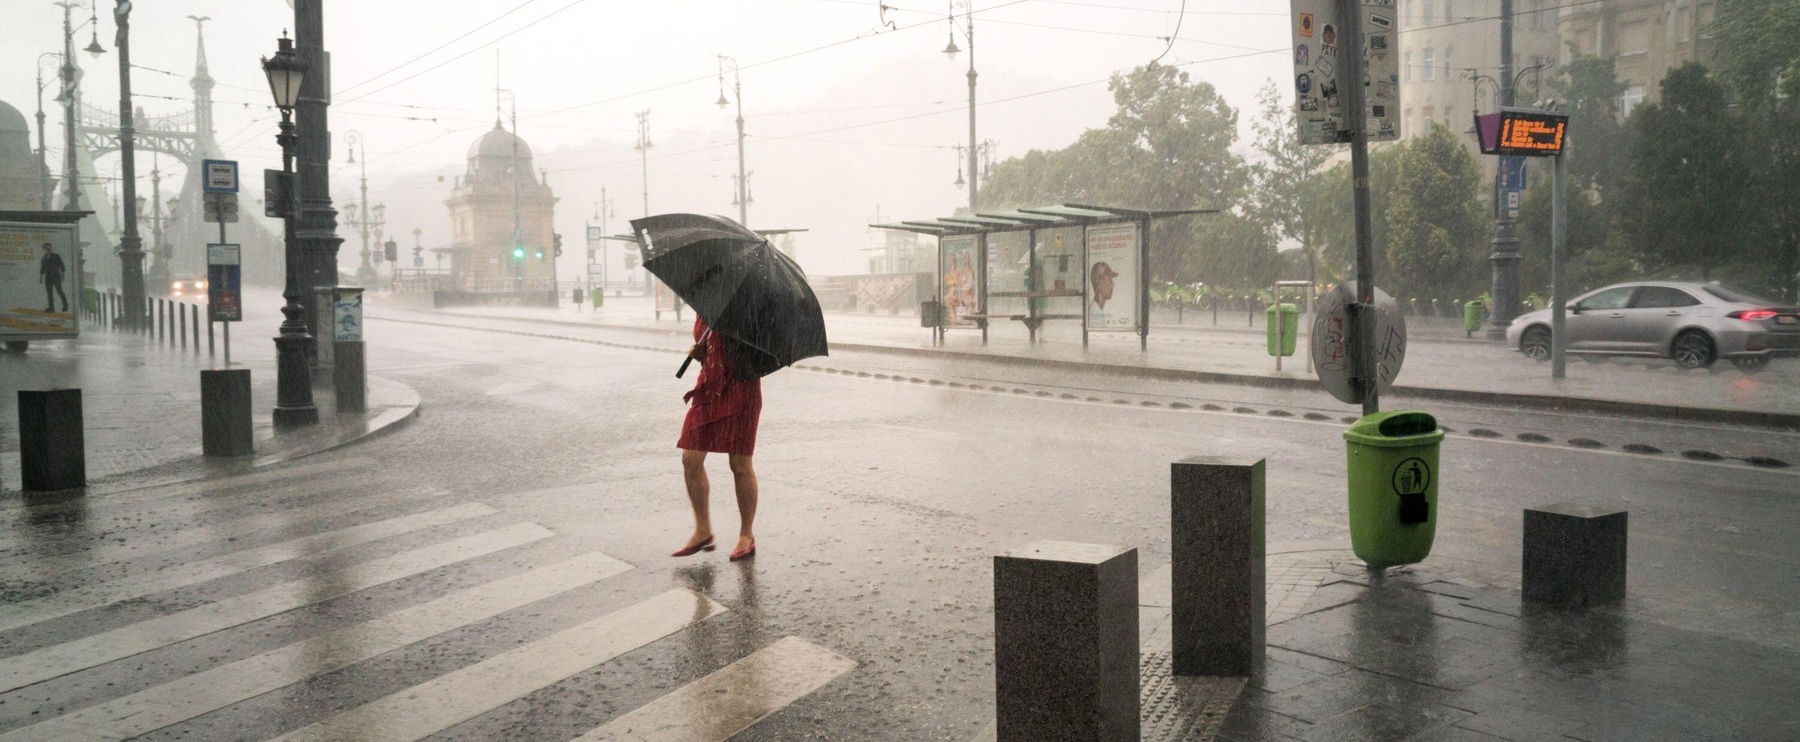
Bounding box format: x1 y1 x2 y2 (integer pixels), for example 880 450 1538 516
939 235 980 328
0 220 81 340
1085 223 1139 331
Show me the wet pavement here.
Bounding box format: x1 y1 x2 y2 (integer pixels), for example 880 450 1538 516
1 303 1796 740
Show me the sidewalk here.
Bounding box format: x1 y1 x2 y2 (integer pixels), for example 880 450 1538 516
0 305 419 494
419 293 1800 427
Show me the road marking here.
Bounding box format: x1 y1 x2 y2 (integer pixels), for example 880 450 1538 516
0 457 380 515
0 551 633 742
573 636 855 742
0 486 448 583
0 502 495 632
268 589 728 742
0 522 552 694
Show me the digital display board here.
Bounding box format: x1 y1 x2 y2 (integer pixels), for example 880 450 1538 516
1477 109 1568 157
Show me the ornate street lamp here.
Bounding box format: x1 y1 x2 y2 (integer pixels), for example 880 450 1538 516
262 33 317 427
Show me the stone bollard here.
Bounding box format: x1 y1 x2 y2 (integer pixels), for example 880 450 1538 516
1523 504 1627 610
201 369 255 457
333 340 366 414
1171 457 1265 677
994 541 1139 742
19 389 85 491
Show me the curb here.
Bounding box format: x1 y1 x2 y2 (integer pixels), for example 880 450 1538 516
429 310 1800 431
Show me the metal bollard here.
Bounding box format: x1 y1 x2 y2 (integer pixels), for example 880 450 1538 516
994 541 1139 742
192 304 201 355
1171 457 1265 676
19 389 85 491
179 303 188 349
333 340 366 414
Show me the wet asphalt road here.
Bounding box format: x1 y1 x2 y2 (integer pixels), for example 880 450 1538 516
2 309 1796 740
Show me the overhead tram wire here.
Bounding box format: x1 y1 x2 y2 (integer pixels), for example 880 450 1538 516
339 0 589 105
334 0 547 98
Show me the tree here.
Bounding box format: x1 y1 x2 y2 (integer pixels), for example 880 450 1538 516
1713 0 1800 300
1614 64 1750 283
1383 123 1488 300
981 63 1251 287
1250 81 1335 293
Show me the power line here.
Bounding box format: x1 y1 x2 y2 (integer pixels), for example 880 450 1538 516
335 0 545 97
339 0 590 105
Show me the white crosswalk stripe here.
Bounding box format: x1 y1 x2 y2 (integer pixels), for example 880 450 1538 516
573 636 856 742
268 589 729 742
0 521 551 694
0 551 633 742
0 501 492 632
0 457 379 517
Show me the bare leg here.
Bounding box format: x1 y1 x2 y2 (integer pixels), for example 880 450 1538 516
680 449 713 549
728 454 758 552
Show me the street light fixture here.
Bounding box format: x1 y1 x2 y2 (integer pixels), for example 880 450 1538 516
262 32 318 428
84 0 105 56
940 0 977 212
715 55 749 227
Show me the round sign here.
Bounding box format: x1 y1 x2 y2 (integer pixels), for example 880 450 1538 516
1310 282 1407 405
1392 457 1430 496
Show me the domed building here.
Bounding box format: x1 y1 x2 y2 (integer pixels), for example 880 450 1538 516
0 100 52 210
444 121 558 294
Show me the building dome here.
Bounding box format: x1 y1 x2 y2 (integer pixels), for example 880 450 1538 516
0 100 27 133
0 100 34 173
468 122 532 162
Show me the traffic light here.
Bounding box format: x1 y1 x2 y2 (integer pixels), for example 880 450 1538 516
512 245 525 260
534 250 544 259
553 233 564 257
384 239 398 263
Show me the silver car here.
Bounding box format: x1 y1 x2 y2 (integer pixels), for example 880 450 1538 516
1506 281 1800 371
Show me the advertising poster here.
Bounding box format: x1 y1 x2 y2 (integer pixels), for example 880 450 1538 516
985 230 1029 317
333 290 363 342
0 221 80 339
939 235 980 328
654 278 677 313
1085 224 1139 331
1291 0 1399 145
207 243 242 322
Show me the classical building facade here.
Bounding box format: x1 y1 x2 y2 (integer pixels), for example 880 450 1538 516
1397 0 1562 143
444 122 558 292
1559 0 1713 117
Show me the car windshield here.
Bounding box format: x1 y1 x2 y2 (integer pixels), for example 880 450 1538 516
1701 284 1780 306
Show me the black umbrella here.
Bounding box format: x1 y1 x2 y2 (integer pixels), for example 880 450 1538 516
631 213 828 380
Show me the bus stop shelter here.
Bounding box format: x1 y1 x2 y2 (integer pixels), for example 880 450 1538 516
873 203 1215 350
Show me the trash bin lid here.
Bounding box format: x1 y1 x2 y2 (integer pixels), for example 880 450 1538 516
1343 410 1445 447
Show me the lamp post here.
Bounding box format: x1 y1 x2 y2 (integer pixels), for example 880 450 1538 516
1484 0 1519 340
941 0 977 212
34 52 59 210
52 2 96 215
715 55 750 226
111 0 147 331
263 33 318 428
293 0 342 351
344 131 379 285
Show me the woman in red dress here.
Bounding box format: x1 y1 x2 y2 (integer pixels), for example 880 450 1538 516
673 318 762 561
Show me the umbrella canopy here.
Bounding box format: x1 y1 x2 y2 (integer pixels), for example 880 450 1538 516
633 213 829 379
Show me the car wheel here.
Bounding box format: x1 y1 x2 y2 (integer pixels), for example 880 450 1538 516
1730 356 1772 373
1520 326 1551 361
1671 330 1716 369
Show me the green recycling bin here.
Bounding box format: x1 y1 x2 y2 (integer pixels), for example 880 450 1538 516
1265 302 1299 357
591 287 604 309
1462 300 1485 336
1344 411 1444 568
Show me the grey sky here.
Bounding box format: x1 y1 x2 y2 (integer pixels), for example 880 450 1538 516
2 0 1291 277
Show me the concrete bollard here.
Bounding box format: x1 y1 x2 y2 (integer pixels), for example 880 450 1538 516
1523 504 1627 610
994 541 1139 742
1171 457 1265 677
333 340 366 414
201 369 255 457
19 389 85 491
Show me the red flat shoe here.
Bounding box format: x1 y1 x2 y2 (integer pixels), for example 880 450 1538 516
671 537 715 557
729 540 756 561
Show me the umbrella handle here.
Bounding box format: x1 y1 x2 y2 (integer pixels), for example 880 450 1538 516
677 327 711 378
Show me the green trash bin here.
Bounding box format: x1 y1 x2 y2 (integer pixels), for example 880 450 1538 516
1344 411 1444 568
1265 302 1299 357
1462 300 1485 336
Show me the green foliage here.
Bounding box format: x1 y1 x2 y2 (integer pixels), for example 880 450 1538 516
1615 64 1750 283
1384 123 1488 300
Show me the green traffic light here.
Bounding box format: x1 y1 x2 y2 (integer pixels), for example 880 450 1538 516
535 251 544 259
512 247 525 259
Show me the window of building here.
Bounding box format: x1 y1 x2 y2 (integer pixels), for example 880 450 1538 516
1444 46 1454 80
1621 86 1647 118
1423 48 1436 80
1423 0 1436 24
1619 20 1650 56
1424 106 1436 129
1404 108 1414 137
1404 51 1414 82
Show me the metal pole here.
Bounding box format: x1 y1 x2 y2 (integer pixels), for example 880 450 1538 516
637 110 651 217
114 1 146 332
35 55 53 210
56 3 81 214
965 10 978 213
1550 151 1567 380
1341 0 1379 415
273 98 318 427
1485 0 1520 341
293 0 342 349
1139 217 1149 352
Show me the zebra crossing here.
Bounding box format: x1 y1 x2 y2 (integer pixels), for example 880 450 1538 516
0 459 855 741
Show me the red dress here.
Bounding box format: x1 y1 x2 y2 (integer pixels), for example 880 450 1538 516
677 319 763 456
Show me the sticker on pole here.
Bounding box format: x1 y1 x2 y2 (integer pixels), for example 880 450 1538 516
206 243 242 322
1310 281 1406 405
1290 0 1400 145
